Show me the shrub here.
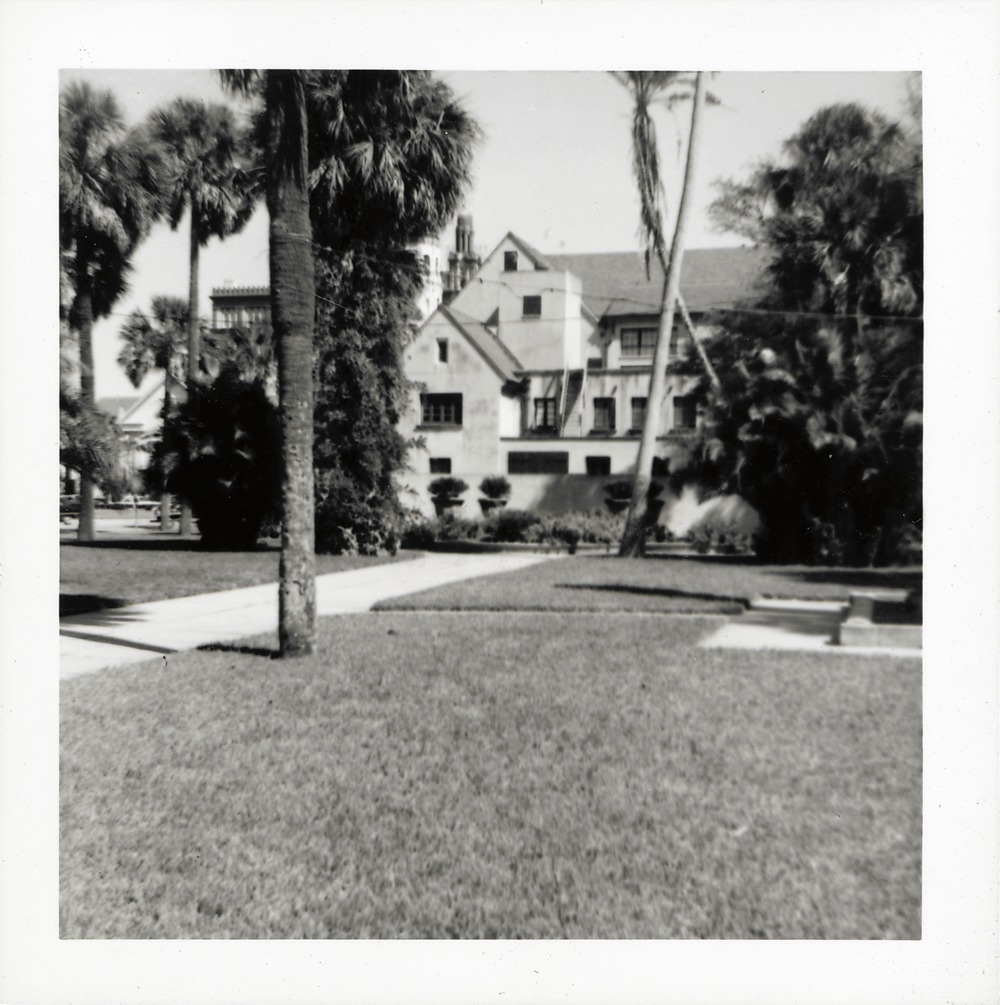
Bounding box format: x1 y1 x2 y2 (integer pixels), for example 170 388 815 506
479 475 511 500
160 370 281 550
483 508 540 543
315 469 400 556
691 523 754 556
429 476 469 500
433 511 481 542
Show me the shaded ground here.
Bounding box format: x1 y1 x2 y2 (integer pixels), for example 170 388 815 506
61 612 921 939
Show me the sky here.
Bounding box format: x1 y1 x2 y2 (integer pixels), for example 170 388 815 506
59 68 915 399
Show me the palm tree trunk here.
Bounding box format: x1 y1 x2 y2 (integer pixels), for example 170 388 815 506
75 273 96 543
620 71 708 557
266 70 317 657
179 218 200 537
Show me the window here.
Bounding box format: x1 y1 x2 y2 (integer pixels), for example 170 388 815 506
630 397 647 432
652 456 670 478
673 395 697 430
508 452 569 474
420 393 463 426
522 295 542 317
585 455 611 476
534 397 557 430
429 457 452 474
587 357 603 370
504 250 518 272
620 327 658 357
436 338 449 363
593 397 616 432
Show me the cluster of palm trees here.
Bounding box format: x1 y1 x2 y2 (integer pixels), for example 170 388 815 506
61 70 477 656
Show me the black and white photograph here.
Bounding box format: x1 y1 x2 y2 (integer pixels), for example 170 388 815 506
1 1 998 1003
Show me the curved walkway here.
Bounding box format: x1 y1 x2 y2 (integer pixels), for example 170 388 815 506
60 551 559 680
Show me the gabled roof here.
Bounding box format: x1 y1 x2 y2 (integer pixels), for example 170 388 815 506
440 304 523 382
545 246 770 319
502 232 555 271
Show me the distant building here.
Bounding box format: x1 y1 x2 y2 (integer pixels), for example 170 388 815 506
399 232 767 516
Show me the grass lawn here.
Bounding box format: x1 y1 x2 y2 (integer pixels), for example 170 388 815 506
376 554 922 613
60 538 413 615
61 612 921 939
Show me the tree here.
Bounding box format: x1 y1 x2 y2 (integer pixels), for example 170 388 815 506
312 245 423 555
155 365 282 550
304 72 478 554
221 69 317 656
682 102 923 565
60 81 162 539
118 296 189 528
148 98 257 535
612 70 709 556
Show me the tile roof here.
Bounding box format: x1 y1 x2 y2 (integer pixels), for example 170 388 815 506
440 304 523 382
545 246 770 318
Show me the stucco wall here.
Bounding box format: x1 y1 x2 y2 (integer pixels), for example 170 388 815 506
401 313 503 476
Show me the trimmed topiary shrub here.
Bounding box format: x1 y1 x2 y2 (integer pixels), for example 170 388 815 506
479 475 511 500
429 476 469 500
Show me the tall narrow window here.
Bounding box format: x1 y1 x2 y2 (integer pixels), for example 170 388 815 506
630 397 647 432
504 250 518 272
673 396 697 430
534 397 557 431
522 295 542 317
437 338 449 363
593 397 616 433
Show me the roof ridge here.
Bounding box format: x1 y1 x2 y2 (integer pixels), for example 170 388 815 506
444 304 524 370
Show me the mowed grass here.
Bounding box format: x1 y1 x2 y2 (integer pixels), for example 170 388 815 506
376 554 922 613
61 612 921 939
60 539 412 615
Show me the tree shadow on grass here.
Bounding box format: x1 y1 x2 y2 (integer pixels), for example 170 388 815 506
197 642 281 660
60 594 129 617
557 583 749 609
61 538 276 553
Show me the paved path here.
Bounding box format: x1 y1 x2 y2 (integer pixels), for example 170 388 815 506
60 551 558 680
698 598 922 657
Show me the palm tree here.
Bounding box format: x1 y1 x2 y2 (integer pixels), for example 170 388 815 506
221 69 317 656
148 98 257 535
219 70 478 656
612 71 709 556
118 296 189 529
60 81 162 540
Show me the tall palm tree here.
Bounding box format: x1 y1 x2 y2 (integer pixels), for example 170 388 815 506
148 98 257 535
220 70 478 656
612 71 709 556
60 81 162 540
118 296 189 529
221 69 317 657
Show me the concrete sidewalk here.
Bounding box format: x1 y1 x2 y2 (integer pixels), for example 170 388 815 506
60 551 558 680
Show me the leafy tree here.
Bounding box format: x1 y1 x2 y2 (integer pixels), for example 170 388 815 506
59 81 162 539
305 71 478 555
312 246 422 555
148 98 257 534
683 102 923 565
611 71 709 556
